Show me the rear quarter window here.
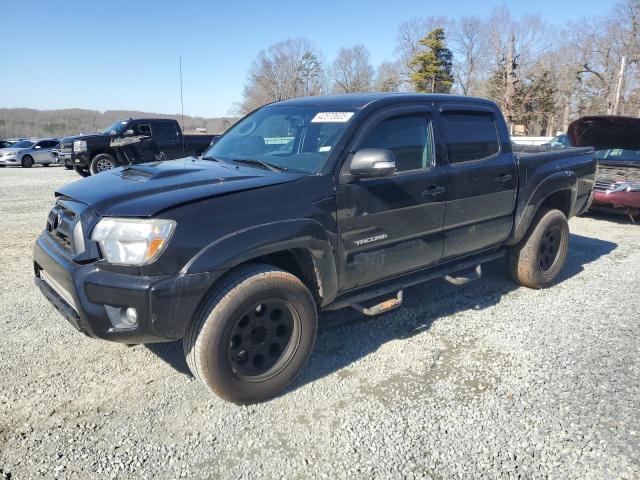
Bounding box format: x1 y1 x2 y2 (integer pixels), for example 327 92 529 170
442 112 500 163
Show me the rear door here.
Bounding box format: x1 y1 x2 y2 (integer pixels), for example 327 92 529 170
437 105 517 259
151 121 183 159
336 105 447 291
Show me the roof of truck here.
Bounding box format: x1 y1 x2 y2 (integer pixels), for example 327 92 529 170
275 92 496 109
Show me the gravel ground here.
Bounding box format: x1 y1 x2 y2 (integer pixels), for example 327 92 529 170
0 166 639 479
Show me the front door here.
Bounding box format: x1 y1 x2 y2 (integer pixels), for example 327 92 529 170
337 108 447 291
438 108 517 259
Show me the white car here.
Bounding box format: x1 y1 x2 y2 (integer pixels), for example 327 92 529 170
0 138 60 168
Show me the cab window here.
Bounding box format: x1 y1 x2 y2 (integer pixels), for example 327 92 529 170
359 114 432 172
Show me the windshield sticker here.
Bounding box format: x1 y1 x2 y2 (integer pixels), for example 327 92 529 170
311 112 354 123
318 146 332 152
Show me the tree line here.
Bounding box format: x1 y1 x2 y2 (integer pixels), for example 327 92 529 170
0 108 237 139
239 1 640 136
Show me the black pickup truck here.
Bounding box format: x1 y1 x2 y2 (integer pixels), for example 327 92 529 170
33 93 595 404
57 118 215 176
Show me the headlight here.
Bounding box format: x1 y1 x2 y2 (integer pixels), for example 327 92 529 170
91 218 176 265
73 140 87 152
609 181 640 193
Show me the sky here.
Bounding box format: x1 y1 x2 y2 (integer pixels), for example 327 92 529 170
0 0 617 118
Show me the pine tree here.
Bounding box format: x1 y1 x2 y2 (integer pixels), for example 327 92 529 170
409 28 453 94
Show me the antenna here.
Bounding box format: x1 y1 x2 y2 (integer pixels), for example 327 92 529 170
179 56 186 158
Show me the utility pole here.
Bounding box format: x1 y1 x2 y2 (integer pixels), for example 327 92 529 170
613 56 626 115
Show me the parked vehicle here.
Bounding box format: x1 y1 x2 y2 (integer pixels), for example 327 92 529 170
569 115 640 220
58 118 216 176
0 138 60 167
544 134 572 148
0 138 27 149
33 93 596 404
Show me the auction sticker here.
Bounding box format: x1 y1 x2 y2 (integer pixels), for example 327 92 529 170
311 112 355 123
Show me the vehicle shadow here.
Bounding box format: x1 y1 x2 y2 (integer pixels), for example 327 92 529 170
144 233 617 391
581 210 638 225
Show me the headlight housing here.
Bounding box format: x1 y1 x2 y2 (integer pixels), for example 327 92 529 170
91 218 176 265
73 140 87 152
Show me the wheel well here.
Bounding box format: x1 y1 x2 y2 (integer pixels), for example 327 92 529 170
253 249 322 303
540 190 571 218
91 149 118 161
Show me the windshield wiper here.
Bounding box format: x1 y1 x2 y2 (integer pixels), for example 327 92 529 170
202 154 222 162
232 158 287 172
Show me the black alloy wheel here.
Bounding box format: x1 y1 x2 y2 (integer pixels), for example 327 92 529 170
227 298 299 381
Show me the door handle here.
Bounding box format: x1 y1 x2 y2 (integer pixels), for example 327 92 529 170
423 184 446 198
494 173 512 183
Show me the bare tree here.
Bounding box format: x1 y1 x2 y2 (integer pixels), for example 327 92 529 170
450 16 488 95
240 38 324 113
329 45 374 93
374 61 403 92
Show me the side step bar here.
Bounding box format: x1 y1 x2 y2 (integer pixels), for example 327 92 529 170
324 249 505 312
351 290 403 316
444 265 482 286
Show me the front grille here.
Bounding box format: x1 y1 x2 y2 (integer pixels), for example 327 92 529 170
594 165 640 192
46 202 83 255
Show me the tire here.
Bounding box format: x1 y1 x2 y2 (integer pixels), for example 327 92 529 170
42 163 50 167
64 165 73 170
73 166 90 177
508 208 569 288
89 153 116 175
21 155 34 168
184 264 317 404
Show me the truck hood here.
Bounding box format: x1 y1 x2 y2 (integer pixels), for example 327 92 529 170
568 115 640 151
64 133 110 142
56 158 300 217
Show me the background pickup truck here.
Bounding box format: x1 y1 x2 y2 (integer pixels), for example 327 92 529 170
56 118 215 176
34 93 596 404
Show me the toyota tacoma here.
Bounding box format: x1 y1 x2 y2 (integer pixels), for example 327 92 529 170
34 93 596 404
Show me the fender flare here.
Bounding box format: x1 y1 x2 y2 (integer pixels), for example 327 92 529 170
507 170 577 245
181 219 339 304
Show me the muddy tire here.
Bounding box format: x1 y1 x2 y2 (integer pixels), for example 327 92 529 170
509 208 569 288
21 155 34 168
183 264 317 404
89 153 116 175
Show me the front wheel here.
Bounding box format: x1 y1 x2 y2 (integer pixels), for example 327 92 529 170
184 264 318 404
90 153 116 174
508 208 569 288
73 165 90 177
21 155 34 168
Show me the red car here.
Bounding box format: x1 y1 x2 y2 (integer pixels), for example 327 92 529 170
568 116 640 220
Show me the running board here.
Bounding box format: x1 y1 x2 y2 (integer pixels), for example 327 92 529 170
351 290 403 316
324 249 505 312
444 265 482 285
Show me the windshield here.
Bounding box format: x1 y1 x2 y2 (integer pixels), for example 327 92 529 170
595 149 640 162
11 140 34 149
101 120 129 135
204 105 356 174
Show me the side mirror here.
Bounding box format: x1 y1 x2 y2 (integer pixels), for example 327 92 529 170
34 145 41 149
124 129 135 137
349 148 397 177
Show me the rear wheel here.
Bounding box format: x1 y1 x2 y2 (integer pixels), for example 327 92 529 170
21 155 34 168
508 208 569 288
184 264 317 404
90 153 116 174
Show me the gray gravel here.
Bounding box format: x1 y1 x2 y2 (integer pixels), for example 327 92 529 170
0 166 639 479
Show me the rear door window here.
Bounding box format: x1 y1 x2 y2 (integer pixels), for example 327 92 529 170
153 122 178 137
441 112 500 163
